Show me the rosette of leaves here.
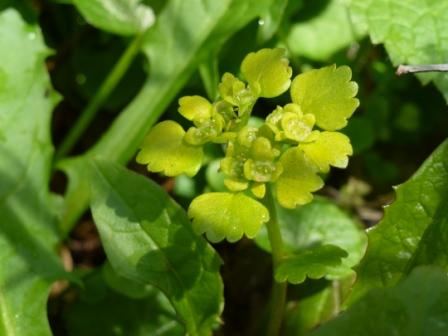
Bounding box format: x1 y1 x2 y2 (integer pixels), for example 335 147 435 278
137 48 359 243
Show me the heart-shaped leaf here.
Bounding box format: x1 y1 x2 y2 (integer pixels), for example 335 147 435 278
89 159 224 335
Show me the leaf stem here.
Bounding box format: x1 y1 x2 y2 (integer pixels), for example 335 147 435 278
263 186 287 336
54 33 145 162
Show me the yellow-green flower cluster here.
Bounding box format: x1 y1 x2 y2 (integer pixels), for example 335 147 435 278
137 48 359 242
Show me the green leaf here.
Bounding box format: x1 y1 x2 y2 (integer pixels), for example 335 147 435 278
59 0 278 234
299 131 353 173
284 280 348 336
0 8 66 336
188 192 269 243
291 65 359 131
136 121 203 177
199 56 220 101
341 116 376 153
72 0 155 36
102 262 154 300
348 0 448 101
257 0 288 43
65 269 183 336
255 197 367 279
313 266 448 336
241 48 292 98
349 139 448 304
88 159 224 336
286 0 358 61
275 245 348 284
275 148 324 208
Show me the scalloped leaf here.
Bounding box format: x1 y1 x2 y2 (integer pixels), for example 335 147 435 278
291 65 359 131
241 48 292 98
188 192 269 242
73 0 154 36
136 121 203 177
255 197 367 280
275 245 348 284
275 148 324 208
299 131 353 173
178 95 212 121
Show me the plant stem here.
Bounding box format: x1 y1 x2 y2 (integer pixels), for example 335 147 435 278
54 33 145 162
263 187 287 336
396 63 448 75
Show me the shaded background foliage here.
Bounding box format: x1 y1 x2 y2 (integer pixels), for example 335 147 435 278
1 0 448 335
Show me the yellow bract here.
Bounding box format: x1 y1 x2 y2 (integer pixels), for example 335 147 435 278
136 121 203 176
275 148 324 208
178 95 212 121
291 65 359 131
241 48 292 98
299 131 353 173
189 192 269 242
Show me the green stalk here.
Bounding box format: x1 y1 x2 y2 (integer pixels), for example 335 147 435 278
54 33 145 162
263 186 287 336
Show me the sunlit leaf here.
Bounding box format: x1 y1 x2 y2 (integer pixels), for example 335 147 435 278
0 7 66 335
188 192 269 242
241 48 292 98
299 131 353 173
89 159 223 335
291 65 359 131
275 245 348 284
136 121 203 177
275 148 324 208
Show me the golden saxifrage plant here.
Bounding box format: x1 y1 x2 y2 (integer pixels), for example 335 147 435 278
136 48 359 243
